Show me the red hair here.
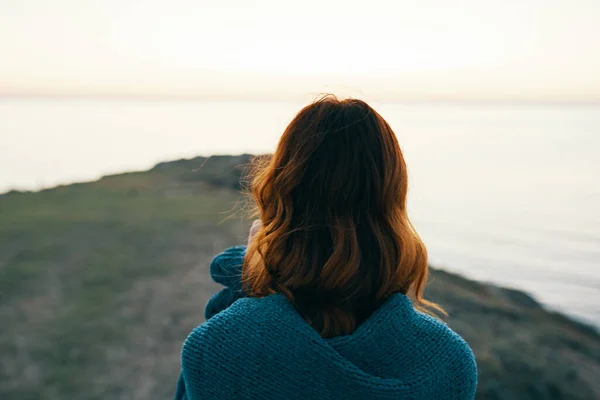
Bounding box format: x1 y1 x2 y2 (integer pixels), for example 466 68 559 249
243 95 443 338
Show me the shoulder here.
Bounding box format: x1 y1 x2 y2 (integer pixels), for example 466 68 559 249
181 294 297 383
412 311 472 347
410 310 478 394
184 295 290 359
413 310 476 363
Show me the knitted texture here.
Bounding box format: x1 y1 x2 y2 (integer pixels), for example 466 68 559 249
204 245 247 320
176 246 477 400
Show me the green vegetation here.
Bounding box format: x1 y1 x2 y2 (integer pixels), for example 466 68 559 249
1 154 599 399
0 155 252 400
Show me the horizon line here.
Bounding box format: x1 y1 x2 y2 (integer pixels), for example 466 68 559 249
2 92 600 106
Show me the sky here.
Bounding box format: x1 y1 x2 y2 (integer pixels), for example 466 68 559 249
1 0 600 101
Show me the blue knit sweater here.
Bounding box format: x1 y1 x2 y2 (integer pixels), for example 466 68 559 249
176 246 477 399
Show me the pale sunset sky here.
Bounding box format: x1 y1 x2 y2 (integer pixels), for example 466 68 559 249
1 0 600 101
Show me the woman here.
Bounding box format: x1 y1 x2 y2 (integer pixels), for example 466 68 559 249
175 96 477 399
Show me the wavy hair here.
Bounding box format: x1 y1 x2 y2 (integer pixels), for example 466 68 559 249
243 95 444 338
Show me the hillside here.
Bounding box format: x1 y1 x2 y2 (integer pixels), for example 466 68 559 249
1 155 599 400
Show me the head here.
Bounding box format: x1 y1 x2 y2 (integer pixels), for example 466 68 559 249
243 95 443 338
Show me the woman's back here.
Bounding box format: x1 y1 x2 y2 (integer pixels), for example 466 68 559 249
175 96 477 399
177 248 477 400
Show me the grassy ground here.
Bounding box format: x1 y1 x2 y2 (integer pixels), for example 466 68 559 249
1 154 599 400
0 155 252 399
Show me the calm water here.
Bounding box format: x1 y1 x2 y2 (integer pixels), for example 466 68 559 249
1 98 599 326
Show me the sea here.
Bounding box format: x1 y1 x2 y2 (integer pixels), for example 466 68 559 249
1 98 599 327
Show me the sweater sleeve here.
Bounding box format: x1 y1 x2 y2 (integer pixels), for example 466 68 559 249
174 371 187 400
204 245 247 320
